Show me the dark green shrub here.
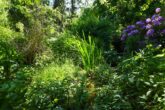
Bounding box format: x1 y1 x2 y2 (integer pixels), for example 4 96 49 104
117 45 165 110
94 0 165 26
91 45 165 110
93 85 132 110
89 64 113 86
0 67 34 110
89 64 132 110
70 8 115 51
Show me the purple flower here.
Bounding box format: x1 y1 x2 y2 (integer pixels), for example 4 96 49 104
127 25 136 30
140 25 146 29
161 29 165 34
128 32 133 36
146 18 152 23
128 29 139 36
123 29 129 33
155 8 161 13
151 15 164 26
136 21 145 26
132 29 139 34
157 16 164 21
151 14 158 20
121 34 127 41
146 29 154 36
152 20 161 26
146 24 152 29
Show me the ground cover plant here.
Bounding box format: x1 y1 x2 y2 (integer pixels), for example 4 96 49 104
0 0 165 110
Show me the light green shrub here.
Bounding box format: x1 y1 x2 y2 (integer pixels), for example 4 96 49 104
0 0 22 79
25 60 87 109
50 32 80 64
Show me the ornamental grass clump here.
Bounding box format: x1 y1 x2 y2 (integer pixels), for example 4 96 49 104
121 8 165 43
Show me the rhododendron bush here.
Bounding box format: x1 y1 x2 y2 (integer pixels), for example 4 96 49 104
121 8 165 51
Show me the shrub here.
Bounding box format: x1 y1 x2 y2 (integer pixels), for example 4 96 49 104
0 67 34 110
49 32 81 64
93 85 132 110
70 8 116 51
92 45 165 110
25 59 112 110
24 60 87 109
95 0 165 26
90 64 114 86
0 0 22 79
117 45 165 110
121 8 165 52
8 1 64 65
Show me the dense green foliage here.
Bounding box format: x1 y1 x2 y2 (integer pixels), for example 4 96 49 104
1 0 165 110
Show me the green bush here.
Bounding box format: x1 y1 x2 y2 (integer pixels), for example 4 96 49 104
0 67 34 110
8 1 64 66
93 85 132 110
70 8 115 51
50 32 80 64
117 45 165 110
95 0 165 26
25 60 90 109
91 45 165 110
91 64 114 86
0 0 22 79
90 65 131 110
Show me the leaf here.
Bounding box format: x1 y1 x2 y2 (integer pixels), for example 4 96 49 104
144 82 150 86
146 89 152 96
100 0 107 4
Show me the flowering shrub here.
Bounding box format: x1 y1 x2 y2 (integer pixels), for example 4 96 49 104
121 8 165 51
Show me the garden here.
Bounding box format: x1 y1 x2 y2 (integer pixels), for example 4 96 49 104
0 0 165 110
